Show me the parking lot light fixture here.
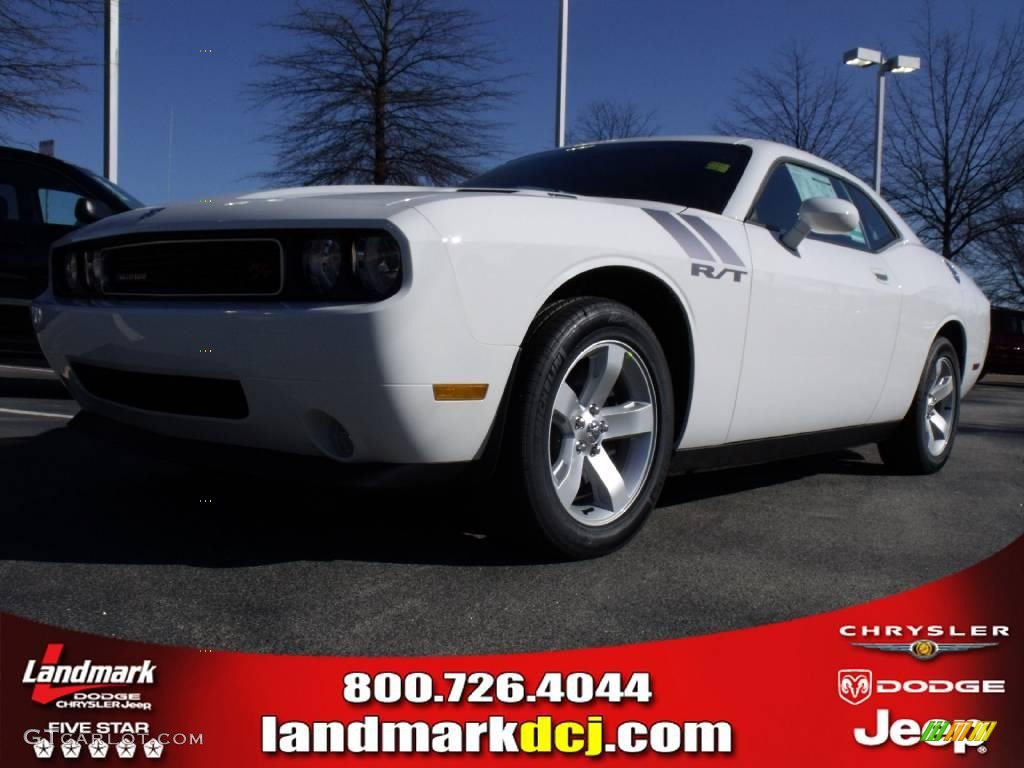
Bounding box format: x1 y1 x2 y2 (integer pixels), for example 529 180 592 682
843 47 920 193
843 47 882 68
885 55 921 75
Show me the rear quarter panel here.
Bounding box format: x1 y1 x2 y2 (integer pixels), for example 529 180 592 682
874 244 987 421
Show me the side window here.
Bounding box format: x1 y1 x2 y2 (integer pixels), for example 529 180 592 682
997 312 1024 336
844 183 899 251
37 188 82 227
751 162 898 252
992 312 1011 335
0 183 20 221
782 164 870 251
751 163 869 249
750 165 802 233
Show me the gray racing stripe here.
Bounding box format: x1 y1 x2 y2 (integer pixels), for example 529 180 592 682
679 214 745 267
644 209 716 262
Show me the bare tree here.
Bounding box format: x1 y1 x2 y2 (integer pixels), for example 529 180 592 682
886 9 1024 261
966 196 1024 308
0 0 99 143
714 46 868 169
251 0 512 186
568 99 658 144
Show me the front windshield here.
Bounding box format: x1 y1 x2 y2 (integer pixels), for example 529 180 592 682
81 168 145 210
465 141 752 214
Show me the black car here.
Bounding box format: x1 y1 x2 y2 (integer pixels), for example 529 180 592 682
984 306 1024 377
0 146 143 361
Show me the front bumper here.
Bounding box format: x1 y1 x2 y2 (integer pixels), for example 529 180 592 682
32 235 518 465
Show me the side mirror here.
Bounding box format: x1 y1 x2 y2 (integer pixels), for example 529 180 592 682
74 197 113 225
781 197 860 250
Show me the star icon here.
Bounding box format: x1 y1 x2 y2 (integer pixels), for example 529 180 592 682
143 738 165 758
89 738 110 758
61 740 83 758
33 738 54 759
116 739 137 758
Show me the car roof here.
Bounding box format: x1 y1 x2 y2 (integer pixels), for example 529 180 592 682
0 145 110 189
561 136 915 241
573 135 857 179
0 145 88 172
0 145 142 212
993 305 1024 317
0 143 111 183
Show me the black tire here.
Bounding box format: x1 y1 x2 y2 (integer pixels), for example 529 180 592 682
511 297 675 558
878 337 961 474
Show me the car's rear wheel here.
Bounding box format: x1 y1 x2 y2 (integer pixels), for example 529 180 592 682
878 337 961 474
513 298 674 558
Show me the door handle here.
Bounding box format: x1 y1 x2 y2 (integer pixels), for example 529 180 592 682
872 270 890 283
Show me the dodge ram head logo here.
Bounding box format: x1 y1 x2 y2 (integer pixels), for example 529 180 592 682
839 669 873 705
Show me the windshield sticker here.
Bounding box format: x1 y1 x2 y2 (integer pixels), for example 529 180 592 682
786 165 836 201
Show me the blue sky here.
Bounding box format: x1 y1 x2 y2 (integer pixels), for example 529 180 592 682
4 0 1018 205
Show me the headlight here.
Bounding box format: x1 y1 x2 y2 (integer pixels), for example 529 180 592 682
63 252 79 290
302 239 344 295
351 234 402 299
84 251 104 291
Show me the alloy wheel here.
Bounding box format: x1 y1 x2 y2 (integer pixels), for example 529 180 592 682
548 340 657 526
924 355 957 457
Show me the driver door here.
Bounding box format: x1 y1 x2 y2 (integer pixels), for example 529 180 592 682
727 162 902 442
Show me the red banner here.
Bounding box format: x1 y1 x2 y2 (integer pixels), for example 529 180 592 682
2 534 1021 766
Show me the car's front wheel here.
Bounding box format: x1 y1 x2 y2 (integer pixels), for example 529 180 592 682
878 337 961 474
512 298 674 558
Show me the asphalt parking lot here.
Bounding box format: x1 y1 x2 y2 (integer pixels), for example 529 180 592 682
0 365 1021 656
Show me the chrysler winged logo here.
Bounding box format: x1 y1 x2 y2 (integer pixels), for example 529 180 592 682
838 669 873 705
851 639 998 661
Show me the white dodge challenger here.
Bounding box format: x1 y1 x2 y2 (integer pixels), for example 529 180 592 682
34 137 989 557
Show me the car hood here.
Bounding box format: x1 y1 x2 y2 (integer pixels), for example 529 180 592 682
54 184 696 247
54 185 467 245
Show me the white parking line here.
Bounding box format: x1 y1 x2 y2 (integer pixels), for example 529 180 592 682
0 407 73 420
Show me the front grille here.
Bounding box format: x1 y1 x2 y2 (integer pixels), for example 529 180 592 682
72 362 249 419
53 228 402 301
100 239 283 296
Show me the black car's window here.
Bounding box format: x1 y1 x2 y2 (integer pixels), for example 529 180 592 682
81 168 143 209
464 141 753 214
993 311 1024 336
4 161 88 227
751 162 895 252
0 183 19 221
38 188 82 226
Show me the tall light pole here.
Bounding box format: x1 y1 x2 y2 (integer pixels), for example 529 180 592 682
843 47 920 193
555 0 569 148
104 0 120 183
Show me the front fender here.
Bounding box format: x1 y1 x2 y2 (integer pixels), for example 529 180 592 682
414 195 753 448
